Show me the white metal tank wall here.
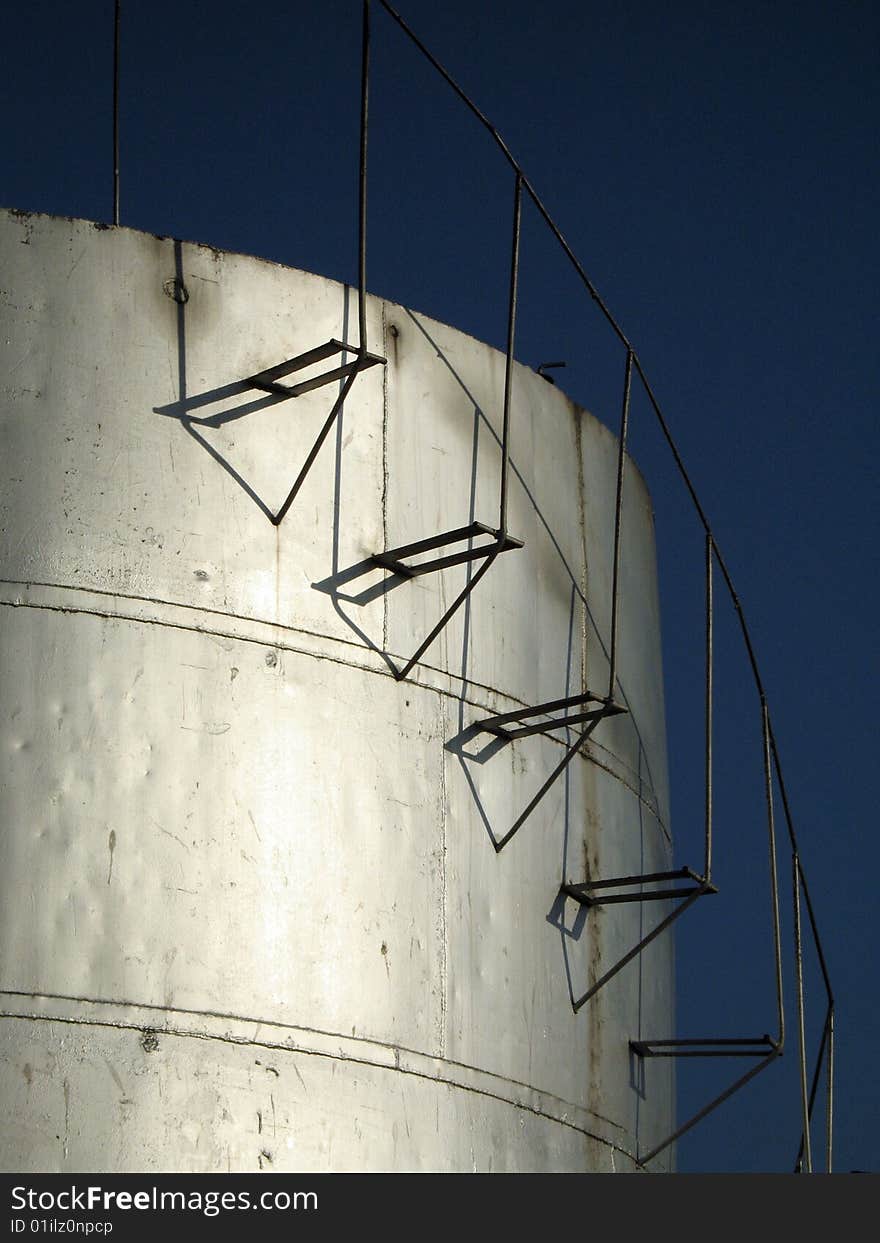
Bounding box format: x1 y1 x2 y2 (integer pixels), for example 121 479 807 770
0 208 674 1172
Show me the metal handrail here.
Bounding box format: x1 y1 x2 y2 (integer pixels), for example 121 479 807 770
365 0 835 1170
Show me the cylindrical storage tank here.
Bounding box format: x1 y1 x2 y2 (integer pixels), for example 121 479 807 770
0 208 674 1172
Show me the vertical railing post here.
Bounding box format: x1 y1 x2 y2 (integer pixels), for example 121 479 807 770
498 171 522 539
793 854 812 1172
705 532 714 881
358 0 371 354
608 348 633 701
826 1007 834 1173
113 0 121 225
762 701 785 1050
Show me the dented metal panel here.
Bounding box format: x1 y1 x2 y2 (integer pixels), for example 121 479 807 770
0 208 674 1172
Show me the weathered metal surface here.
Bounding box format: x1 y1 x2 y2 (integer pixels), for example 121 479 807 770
0 208 674 1171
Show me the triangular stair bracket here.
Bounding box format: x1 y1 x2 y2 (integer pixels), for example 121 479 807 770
563 867 717 907
569 862 711 1011
249 338 385 399
628 1034 782 1165
371 520 523 578
242 338 386 526
464 693 626 853
476 690 626 741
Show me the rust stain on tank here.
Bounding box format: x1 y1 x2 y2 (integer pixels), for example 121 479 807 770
106 829 116 885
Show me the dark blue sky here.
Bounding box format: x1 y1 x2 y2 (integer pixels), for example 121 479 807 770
3 1 877 1173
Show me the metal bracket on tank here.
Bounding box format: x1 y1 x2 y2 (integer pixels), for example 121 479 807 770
476 691 625 741
629 1035 782 1167
564 869 715 1012
631 1036 778 1059
564 849 715 1014
246 340 385 526
466 693 627 853
250 339 384 401
562 867 716 907
371 521 522 579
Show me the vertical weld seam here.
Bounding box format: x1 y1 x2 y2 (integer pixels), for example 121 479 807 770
381 301 390 653
437 694 448 1060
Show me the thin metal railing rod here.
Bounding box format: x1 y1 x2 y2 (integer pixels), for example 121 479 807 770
793 852 812 1172
796 855 835 1003
379 3 518 167
632 353 767 702
112 0 121 225
377 1 631 350
358 0 371 354
498 172 522 538
521 180 632 348
808 1013 831 1137
705 532 714 881
794 1007 831 1172
761 701 785 1050
826 1006 834 1173
630 354 713 532
607 349 633 700
770 726 835 1003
